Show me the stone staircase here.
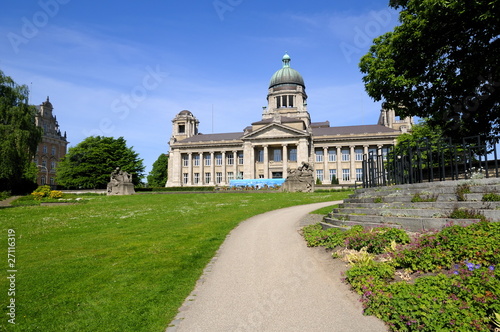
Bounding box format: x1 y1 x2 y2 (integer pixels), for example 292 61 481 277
323 178 500 232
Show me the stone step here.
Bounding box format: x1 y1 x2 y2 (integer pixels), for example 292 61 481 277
325 214 481 232
340 201 500 210
332 207 500 221
353 178 500 194
322 217 403 230
352 185 500 198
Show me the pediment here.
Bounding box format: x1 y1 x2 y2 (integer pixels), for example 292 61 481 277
242 123 309 140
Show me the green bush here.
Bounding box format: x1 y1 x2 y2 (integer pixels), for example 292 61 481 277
302 224 346 249
482 192 500 202
456 183 471 201
448 208 487 222
33 185 52 197
345 227 410 254
304 220 500 331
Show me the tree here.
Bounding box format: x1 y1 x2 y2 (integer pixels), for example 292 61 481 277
56 136 145 189
360 0 500 142
147 153 168 187
0 70 42 193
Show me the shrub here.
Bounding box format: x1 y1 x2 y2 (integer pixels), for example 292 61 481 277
33 185 52 197
345 227 410 254
31 192 45 200
482 192 500 202
302 224 346 249
448 208 487 222
49 190 63 199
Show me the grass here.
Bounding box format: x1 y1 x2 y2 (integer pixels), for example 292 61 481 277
309 204 342 215
0 191 350 332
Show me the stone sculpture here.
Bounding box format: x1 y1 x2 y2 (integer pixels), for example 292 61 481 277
281 161 315 192
107 167 135 195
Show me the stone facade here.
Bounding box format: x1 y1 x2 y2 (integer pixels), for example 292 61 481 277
33 97 68 187
166 54 413 187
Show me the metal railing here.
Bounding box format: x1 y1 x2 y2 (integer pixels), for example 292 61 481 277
362 136 499 188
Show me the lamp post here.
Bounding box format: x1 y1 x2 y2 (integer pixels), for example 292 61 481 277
37 165 49 186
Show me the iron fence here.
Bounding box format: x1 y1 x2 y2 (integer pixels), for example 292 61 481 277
362 136 499 188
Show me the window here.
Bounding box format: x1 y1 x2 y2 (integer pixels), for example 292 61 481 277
194 173 200 184
341 149 350 161
216 172 222 184
368 148 377 157
205 154 211 166
51 161 56 170
51 146 56 156
238 172 244 179
227 154 234 165
205 172 211 183
328 149 336 162
282 95 287 107
215 153 222 166
315 149 324 162
382 147 389 160
288 95 294 107
273 149 282 162
355 148 363 161
50 177 55 185
238 152 244 164
182 155 189 167
258 174 264 178
227 172 234 181
289 148 297 162
342 169 350 181
316 169 324 182
329 169 337 181
193 155 200 166
43 145 48 154
356 168 363 181
256 149 264 162
276 96 281 108
183 173 188 184
41 175 46 185
178 124 185 134
42 160 47 167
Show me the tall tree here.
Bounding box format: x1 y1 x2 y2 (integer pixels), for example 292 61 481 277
147 153 168 187
360 0 500 142
0 70 42 193
57 136 145 189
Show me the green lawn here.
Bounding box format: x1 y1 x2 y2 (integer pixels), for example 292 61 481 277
0 191 350 332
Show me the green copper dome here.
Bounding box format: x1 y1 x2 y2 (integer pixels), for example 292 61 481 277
269 53 305 89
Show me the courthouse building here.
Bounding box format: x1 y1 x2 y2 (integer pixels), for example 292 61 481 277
166 53 413 187
33 97 68 187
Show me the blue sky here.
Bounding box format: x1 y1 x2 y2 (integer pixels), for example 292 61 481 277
1 0 401 177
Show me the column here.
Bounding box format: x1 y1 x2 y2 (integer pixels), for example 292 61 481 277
323 147 328 184
199 152 204 185
243 142 253 179
297 138 309 163
188 152 193 186
282 144 288 178
350 145 355 183
221 151 226 185
336 146 342 183
263 145 269 179
232 151 238 180
166 149 182 187
210 151 215 185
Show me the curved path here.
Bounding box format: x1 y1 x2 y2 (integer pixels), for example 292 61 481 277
168 201 388 332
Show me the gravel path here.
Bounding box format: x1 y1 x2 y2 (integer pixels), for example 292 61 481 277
167 201 388 332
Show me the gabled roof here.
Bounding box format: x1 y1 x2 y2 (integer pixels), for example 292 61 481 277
313 124 399 136
242 122 309 140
